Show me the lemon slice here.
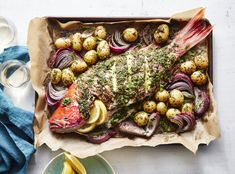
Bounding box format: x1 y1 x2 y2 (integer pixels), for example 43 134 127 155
95 100 107 125
87 101 101 124
61 161 75 174
77 123 96 133
64 153 87 174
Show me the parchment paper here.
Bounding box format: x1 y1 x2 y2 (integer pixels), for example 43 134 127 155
27 8 220 158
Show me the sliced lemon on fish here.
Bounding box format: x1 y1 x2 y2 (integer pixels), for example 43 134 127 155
87 100 101 124
77 123 96 133
64 153 87 174
61 161 75 174
95 100 107 125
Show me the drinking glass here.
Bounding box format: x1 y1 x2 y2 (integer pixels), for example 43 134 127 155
0 16 15 52
0 60 30 88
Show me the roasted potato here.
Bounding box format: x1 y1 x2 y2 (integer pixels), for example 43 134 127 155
134 111 149 126
61 68 75 86
94 26 107 39
180 60 197 74
71 33 83 51
55 37 71 49
191 71 207 86
143 100 157 113
169 89 184 107
83 36 97 50
154 24 169 44
166 108 181 118
97 40 110 59
50 68 62 84
181 103 194 113
70 59 88 73
156 102 167 115
194 55 209 69
84 50 98 65
123 28 138 42
155 90 169 102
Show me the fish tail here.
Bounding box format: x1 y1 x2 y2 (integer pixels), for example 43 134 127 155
171 8 213 57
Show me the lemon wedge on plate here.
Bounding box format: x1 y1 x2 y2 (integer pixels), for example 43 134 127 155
87 100 101 124
95 100 107 125
64 153 87 174
77 123 96 133
61 161 75 174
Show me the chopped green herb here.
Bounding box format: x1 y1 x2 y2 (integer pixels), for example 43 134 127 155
62 98 72 106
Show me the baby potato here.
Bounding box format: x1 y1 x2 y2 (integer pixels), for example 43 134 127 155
134 111 149 127
180 60 197 74
155 90 170 102
71 33 83 51
166 108 181 118
143 100 157 113
70 59 88 73
97 40 110 59
61 68 75 86
194 55 209 69
182 103 194 113
123 28 138 42
84 50 98 65
50 68 62 84
191 71 207 86
83 36 97 50
156 102 167 115
94 26 107 39
169 89 184 107
154 24 170 44
55 37 71 49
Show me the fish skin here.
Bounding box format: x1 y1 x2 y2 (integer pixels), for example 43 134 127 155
49 8 212 133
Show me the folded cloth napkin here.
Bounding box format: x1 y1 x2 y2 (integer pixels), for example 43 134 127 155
0 46 35 174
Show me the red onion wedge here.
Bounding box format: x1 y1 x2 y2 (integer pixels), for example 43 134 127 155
167 73 194 98
181 91 195 99
109 31 131 54
81 27 95 39
169 113 196 133
171 73 194 90
145 112 160 137
86 130 116 144
118 112 160 137
48 82 67 100
194 87 210 116
114 30 129 46
49 48 80 69
142 25 154 45
45 82 67 106
180 113 196 132
48 48 70 68
167 81 194 94
118 121 146 136
45 87 59 106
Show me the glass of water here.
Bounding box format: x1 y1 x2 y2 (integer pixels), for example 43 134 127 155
0 16 15 52
0 60 30 88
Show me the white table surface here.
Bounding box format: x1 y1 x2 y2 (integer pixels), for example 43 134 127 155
1 0 235 173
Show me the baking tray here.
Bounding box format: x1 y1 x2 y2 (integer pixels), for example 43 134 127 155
30 15 218 157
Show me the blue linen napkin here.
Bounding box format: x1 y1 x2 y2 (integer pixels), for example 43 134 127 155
0 46 35 174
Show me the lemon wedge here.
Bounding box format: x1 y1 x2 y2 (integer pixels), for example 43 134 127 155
77 123 96 133
87 100 101 124
64 153 87 174
95 100 107 125
61 161 75 174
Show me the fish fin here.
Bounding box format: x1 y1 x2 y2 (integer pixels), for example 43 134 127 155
171 8 213 57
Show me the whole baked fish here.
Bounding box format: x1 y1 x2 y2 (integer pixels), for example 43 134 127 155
49 9 212 133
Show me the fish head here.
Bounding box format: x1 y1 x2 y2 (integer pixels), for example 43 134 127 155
49 83 86 132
